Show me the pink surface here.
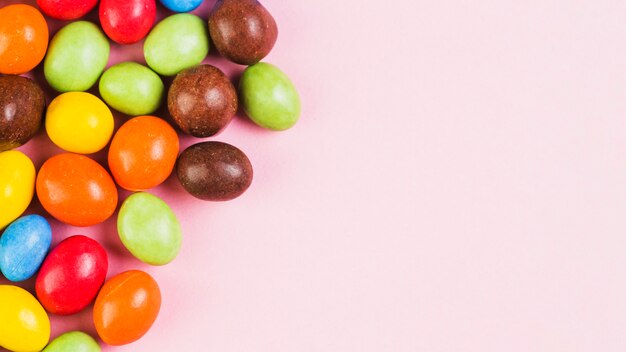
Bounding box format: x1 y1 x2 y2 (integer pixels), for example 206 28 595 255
3 0 626 351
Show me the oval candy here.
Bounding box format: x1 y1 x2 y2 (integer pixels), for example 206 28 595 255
177 141 253 201
0 285 50 352
144 14 209 76
108 116 179 191
43 331 100 352
100 0 156 44
0 75 45 152
0 215 52 282
93 270 161 346
46 92 114 154
240 62 301 130
118 192 182 265
168 64 237 137
0 150 35 230
44 21 110 93
99 62 164 116
159 0 203 12
209 0 277 65
36 235 108 315
37 0 99 20
0 4 48 75
36 153 118 227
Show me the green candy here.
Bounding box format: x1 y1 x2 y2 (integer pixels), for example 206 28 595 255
43 331 100 352
144 14 209 76
99 62 164 116
44 21 110 93
239 62 301 131
118 192 182 266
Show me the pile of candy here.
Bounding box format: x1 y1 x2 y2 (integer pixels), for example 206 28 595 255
0 0 301 351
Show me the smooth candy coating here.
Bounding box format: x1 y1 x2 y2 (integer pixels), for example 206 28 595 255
209 0 278 65
240 62 301 130
37 0 99 20
108 116 179 190
0 75 45 152
118 192 182 265
94 270 161 345
168 64 238 137
36 235 108 315
0 4 48 75
100 0 156 44
36 153 118 227
177 141 253 201
46 92 114 154
144 14 210 76
0 215 51 282
159 0 203 12
99 62 164 116
0 151 35 230
43 331 100 352
44 21 110 92
0 285 50 352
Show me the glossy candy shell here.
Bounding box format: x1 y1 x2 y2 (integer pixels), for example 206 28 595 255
45 92 114 154
36 235 108 315
144 14 210 76
177 141 253 201
100 0 156 44
44 21 110 93
0 215 52 282
93 270 161 346
118 192 182 265
36 153 118 227
43 331 100 352
37 0 99 20
240 62 301 130
0 285 50 352
0 150 35 230
108 116 179 191
0 4 49 75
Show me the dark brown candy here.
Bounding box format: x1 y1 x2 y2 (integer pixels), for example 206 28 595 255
209 0 278 65
177 141 253 201
168 65 237 138
0 75 45 152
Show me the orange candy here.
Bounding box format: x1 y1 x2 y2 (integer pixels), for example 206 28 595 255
93 270 161 346
0 4 49 75
108 115 179 191
36 153 118 227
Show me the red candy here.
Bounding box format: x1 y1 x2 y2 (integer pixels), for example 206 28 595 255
100 0 157 44
37 0 99 20
36 235 108 315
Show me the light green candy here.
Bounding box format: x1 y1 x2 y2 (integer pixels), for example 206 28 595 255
144 14 209 76
99 62 164 116
118 192 182 266
239 62 301 131
44 21 110 93
43 331 100 352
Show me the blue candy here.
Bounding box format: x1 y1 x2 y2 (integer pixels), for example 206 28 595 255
0 215 52 282
159 0 203 12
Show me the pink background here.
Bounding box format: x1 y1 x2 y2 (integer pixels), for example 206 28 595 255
2 0 626 351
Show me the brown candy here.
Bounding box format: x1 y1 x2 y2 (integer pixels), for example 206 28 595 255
0 75 45 152
209 0 278 65
177 141 253 201
168 65 237 138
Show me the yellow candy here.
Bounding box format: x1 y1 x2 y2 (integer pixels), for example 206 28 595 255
45 92 114 154
0 285 50 352
0 150 35 229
